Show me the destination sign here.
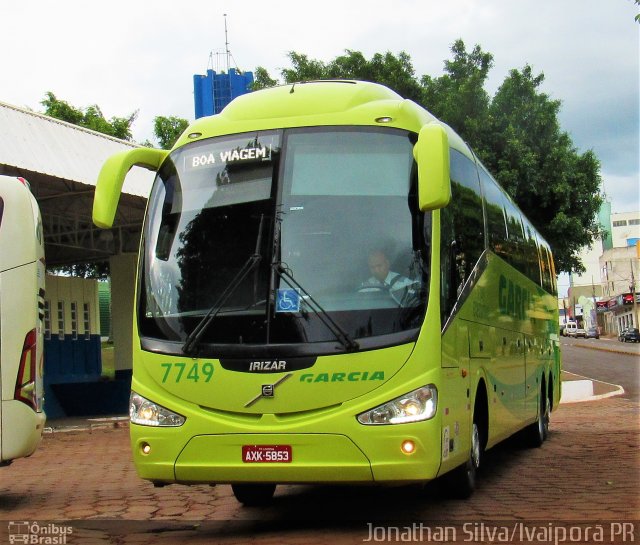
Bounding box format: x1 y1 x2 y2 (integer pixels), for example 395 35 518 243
185 144 272 170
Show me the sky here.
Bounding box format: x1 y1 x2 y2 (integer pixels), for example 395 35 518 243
0 0 638 218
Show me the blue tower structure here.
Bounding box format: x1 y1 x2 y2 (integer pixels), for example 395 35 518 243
193 68 254 119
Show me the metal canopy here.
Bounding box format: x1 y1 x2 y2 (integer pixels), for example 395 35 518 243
0 101 155 266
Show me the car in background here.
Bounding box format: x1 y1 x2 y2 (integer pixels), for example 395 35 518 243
585 327 600 339
564 322 578 337
618 328 640 343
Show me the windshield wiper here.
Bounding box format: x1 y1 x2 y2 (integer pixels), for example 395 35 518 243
273 263 359 352
182 214 266 355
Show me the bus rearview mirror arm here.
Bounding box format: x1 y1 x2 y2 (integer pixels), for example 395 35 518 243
93 147 168 229
413 124 451 211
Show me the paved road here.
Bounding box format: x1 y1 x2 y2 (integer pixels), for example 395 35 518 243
1 398 637 544
560 336 640 401
0 342 637 544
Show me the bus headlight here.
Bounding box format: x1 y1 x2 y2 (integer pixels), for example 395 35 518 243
129 392 185 427
357 385 437 425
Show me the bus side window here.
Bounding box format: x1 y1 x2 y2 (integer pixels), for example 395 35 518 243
503 197 526 275
523 221 542 287
538 240 556 295
440 204 456 323
441 150 486 323
478 168 509 261
449 150 485 273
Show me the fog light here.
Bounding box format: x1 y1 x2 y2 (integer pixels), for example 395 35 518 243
141 442 151 455
401 440 416 454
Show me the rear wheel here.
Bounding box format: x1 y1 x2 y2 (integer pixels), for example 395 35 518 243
231 483 276 506
523 384 549 448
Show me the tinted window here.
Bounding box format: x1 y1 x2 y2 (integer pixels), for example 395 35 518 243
478 167 508 261
538 241 557 295
441 150 485 323
522 219 542 285
449 149 485 269
503 196 526 275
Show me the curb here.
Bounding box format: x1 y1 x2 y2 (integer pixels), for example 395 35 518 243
43 416 129 435
559 371 625 404
568 340 640 358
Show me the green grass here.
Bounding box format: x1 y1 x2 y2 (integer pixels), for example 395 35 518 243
101 342 115 380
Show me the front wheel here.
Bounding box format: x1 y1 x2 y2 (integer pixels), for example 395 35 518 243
442 420 482 499
231 483 276 506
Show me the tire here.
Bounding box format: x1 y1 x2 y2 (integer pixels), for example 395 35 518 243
442 420 482 499
231 483 276 506
523 386 549 448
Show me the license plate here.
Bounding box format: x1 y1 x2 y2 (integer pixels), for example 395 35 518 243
242 445 292 463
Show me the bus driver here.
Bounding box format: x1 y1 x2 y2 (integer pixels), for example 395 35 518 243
358 250 415 304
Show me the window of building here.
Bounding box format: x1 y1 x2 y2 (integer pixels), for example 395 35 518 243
83 303 91 340
70 302 78 341
57 301 65 340
613 220 628 227
629 219 640 226
44 300 51 340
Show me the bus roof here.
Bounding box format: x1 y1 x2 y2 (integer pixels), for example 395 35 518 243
174 80 470 156
0 176 43 272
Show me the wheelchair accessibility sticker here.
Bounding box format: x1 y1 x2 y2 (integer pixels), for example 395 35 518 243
276 289 300 313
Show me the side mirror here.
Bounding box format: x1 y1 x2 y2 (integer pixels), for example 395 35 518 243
413 124 451 211
93 147 168 228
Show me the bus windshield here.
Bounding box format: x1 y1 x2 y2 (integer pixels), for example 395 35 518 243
139 127 429 355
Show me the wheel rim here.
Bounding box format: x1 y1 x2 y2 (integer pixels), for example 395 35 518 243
538 392 549 440
471 422 481 469
543 397 550 438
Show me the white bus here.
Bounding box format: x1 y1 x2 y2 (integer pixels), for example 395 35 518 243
0 176 46 465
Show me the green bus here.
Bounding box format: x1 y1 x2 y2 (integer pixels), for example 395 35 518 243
93 80 560 505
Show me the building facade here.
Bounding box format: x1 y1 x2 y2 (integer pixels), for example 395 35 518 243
566 206 639 334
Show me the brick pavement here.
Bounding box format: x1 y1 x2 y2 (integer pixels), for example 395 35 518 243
0 397 637 544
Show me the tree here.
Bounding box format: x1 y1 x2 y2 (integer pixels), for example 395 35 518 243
250 43 604 273
256 50 423 102
421 40 494 153
41 92 137 140
485 66 603 273
251 67 279 91
153 116 189 150
54 262 110 280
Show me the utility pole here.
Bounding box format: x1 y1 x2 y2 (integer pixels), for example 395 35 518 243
631 259 638 328
224 14 230 73
591 275 598 332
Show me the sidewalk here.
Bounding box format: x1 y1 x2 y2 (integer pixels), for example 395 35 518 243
560 370 624 403
568 335 640 357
